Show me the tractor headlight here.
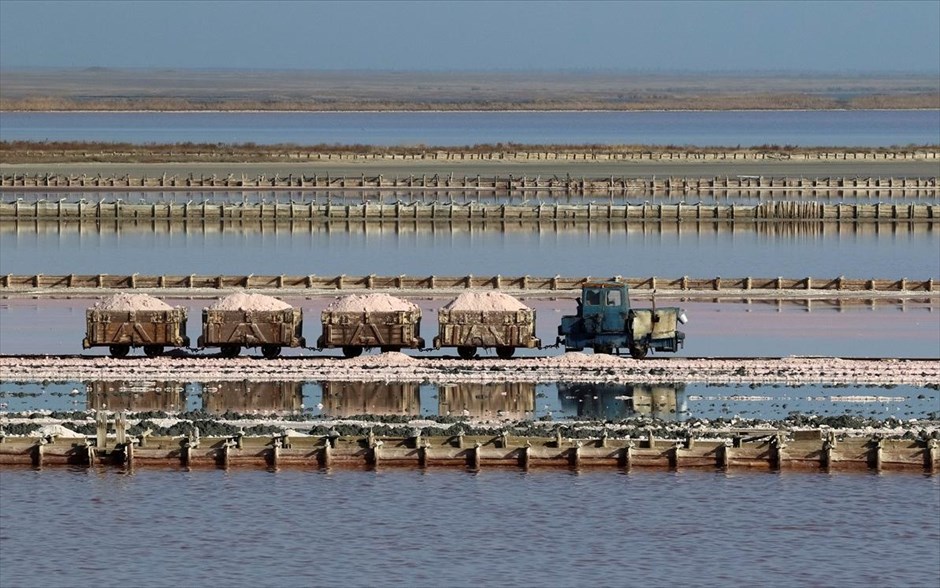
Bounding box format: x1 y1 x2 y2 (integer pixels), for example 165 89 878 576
678 310 688 324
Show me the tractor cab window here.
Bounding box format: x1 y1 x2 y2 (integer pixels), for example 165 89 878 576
606 290 621 306
585 289 603 306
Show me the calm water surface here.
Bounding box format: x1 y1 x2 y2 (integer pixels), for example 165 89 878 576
2 110 938 146
1 222 936 278
1 468 938 588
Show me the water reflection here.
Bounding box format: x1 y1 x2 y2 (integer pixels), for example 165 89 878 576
320 381 420 417
558 382 688 421
203 380 303 414
87 380 186 412
437 382 535 419
1 379 934 421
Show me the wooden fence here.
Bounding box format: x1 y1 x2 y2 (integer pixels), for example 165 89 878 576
1 273 934 293
0 200 935 222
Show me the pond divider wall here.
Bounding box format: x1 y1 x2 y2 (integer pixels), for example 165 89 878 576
0 200 936 222
1 430 937 473
1 273 934 294
2 173 937 197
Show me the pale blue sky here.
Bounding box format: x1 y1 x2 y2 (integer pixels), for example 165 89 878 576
0 0 938 73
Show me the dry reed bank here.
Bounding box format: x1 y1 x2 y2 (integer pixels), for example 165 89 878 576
2 69 938 111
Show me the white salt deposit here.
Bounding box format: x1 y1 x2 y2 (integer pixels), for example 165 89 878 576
442 291 529 312
549 352 627 367
325 294 417 313
344 351 417 366
92 293 173 311
30 424 82 438
208 291 291 311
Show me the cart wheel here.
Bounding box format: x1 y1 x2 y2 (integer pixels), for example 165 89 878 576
109 345 130 358
143 345 164 358
457 346 477 359
342 346 362 358
496 347 515 359
261 345 281 359
221 345 240 358
380 346 401 353
629 344 649 359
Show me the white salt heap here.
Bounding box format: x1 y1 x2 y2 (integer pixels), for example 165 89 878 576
325 294 418 313
209 292 292 311
93 293 173 311
442 291 529 312
344 351 417 366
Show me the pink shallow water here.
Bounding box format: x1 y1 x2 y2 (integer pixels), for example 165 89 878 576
1 296 937 358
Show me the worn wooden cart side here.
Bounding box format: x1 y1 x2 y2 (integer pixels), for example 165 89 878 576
317 309 424 357
434 309 540 359
82 308 189 358
197 309 304 358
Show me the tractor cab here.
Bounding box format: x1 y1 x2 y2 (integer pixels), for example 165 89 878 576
559 280 687 358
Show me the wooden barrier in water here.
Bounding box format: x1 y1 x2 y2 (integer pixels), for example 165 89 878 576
0 200 935 222
1 173 937 197
1 430 936 473
0 273 934 293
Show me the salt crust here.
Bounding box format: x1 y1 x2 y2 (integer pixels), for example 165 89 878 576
325 294 417 313
92 293 173 311
208 291 291 311
442 291 529 312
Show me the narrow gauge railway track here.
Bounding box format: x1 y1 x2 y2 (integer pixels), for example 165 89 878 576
2 355 937 386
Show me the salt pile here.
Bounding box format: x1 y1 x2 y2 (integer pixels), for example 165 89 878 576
30 424 82 438
325 294 418 313
344 351 418 366
93 293 173 311
442 291 529 312
549 352 626 367
209 292 291 311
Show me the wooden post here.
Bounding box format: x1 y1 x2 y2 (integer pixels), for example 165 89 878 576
719 441 732 469
96 411 108 449
771 434 786 470
519 444 531 469
30 440 46 468
470 442 482 469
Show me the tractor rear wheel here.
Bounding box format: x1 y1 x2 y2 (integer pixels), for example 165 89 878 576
629 344 649 359
593 345 613 355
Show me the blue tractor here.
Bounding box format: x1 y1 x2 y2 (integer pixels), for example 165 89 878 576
557 281 687 359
